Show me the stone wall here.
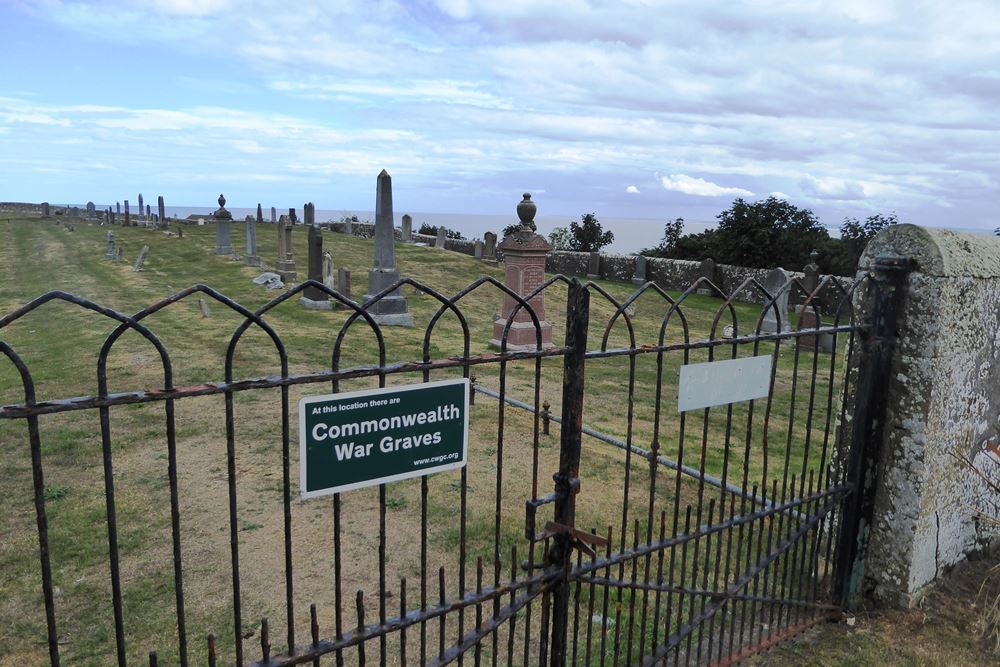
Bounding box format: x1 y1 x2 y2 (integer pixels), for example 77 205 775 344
859 224 1000 607
327 221 481 256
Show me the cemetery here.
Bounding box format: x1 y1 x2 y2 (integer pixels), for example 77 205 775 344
1 178 998 666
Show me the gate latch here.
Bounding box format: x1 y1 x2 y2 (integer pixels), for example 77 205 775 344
539 521 609 559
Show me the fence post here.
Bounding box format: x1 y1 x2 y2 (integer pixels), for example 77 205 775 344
548 279 589 665
833 253 911 608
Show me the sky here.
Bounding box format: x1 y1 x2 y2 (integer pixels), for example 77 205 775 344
1 0 998 233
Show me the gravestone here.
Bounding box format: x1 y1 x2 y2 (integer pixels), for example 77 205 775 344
489 193 553 350
145 204 151 225
587 252 600 279
633 254 647 285
105 231 116 259
245 204 261 267
276 213 296 281
132 245 149 272
796 250 831 351
363 170 412 326
109 209 116 225
696 258 717 296
116 246 124 261
116 202 121 214
336 268 352 308
801 249 821 299
301 204 331 309
401 214 412 242
434 226 447 249
198 298 211 318
157 196 165 228
41 202 50 217
86 201 96 218
124 200 131 226
177 226 183 238
288 207 297 225
483 231 497 263
761 267 791 334
474 240 483 259
138 194 144 220
70 206 79 217
271 206 277 224
344 217 353 235
322 251 334 290
105 209 111 225
213 194 233 255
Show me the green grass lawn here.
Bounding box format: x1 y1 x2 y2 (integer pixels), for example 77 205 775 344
0 217 856 665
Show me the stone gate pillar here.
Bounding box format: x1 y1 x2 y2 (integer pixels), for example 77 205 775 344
489 193 553 351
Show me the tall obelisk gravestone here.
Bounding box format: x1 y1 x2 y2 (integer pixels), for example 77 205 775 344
363 170 412 326
157 195 165 228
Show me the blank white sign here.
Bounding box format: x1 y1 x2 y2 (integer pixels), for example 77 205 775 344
678 355 773 412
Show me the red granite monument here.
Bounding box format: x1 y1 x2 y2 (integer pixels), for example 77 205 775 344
489 193 554 351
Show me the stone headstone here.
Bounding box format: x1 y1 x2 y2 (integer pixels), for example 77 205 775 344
336 267 352 308
198 298 211 319
177 226 183 238
116 202 121 214
86 201 96 218
474 239 483 259
490 193 553 350
109 209 116 225
363 169 412 326
145 204 151 221
271 206 277 224
157 196 165 228
105 231 116 259
124 200 131 226
138 194 144 219
245 204 261 267
484 231 497 261
213 194 233 255
796 306 834 353
633 255 647 285
761 267 791 334
322 251 334 290
300 204 330 309
116 246 124 261
70 206 79 217
696 258 717 296
802 249 821 299
41 202 50 217
401 214 412 242
288 207 297 225
344 217 353 235
434 226 447 249
587 251 601 279
132 245 149 272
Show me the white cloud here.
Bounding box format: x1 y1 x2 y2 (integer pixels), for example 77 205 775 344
660 174 754 197
626 185 639 194
770 191 789 199
799 175 865 200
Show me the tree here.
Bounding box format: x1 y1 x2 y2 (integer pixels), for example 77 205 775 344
568 213 614 252
709 197 829 269
502 219 535 238
832 212 899 274
418 223 463 240
548 226 572 250
643 217 687 256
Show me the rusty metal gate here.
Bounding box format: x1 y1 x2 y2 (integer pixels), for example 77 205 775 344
0 261 904 665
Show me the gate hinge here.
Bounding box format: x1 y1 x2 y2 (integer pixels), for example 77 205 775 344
538 521 609 559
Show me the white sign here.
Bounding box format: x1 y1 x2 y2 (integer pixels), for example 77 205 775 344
678 355 773 412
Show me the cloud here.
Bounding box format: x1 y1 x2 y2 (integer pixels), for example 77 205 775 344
660 174 754 197
799 175 866 200
626 185 639 194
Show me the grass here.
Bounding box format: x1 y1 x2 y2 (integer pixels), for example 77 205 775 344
0 216 855 665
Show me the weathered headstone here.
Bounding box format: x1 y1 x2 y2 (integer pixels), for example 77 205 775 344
109 209 116 225
213 194 233 255
587 251 601 279
198 298 211 318
245 204 261 267
276 213 297 281
483 231 497 263
124 200 131 226
270 206 277 224
138 194 144 220
177 226 183 238
105 209 111 225
132 245 149 272
474 240 483 259
322 251 334 290
344 217 353 235
363 170 412 326
105 231 116 259
145 204 151 225
157 195 165 228
761 267 791 334
116 242 124 261
696 258 717 296
434 226 447 249
41 202 50 217
86 201 96 218
796 250 831 351
288 207 297 225
489 193 553 350
69 206 79 217
300 204 330 309
336 267 352 308
401 214 412 242
801 249 820 299
633 254 647 285
116 202 121 215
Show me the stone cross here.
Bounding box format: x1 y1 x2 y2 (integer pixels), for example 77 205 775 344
587 251 600 279
301 204 330 308
245 204 261 266
157 196 165 228
633 254 647 285
124 200 131 226
484 231 497 261
489 193 553 350
213 194 233 255
132 245 149 272
336 267 352 308
434 226 447 249
363 169 412 325
474 240 483 259
761 267 791 334
401 214 412 242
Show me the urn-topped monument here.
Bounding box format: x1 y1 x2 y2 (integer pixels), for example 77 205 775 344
489 193 554 350
213 193 233 255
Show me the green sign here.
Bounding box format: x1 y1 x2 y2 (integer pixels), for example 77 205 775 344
298 378 469 498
